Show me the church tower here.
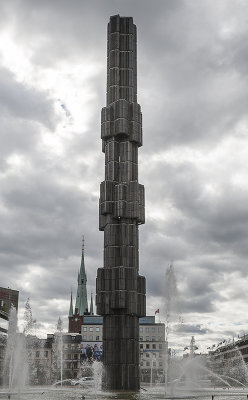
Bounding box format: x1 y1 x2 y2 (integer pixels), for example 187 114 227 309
68 239 89 333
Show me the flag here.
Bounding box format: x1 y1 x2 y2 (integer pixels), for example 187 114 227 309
155 309 159 314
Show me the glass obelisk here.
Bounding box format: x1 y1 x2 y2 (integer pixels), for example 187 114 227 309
96 15 146 391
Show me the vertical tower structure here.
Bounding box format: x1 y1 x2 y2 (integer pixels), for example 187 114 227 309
96 15 146 391
68 243 89 333
75 246 88 316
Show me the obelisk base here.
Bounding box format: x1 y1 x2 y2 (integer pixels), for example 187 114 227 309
102 315 140 391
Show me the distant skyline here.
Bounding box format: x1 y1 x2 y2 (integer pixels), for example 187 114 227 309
1 0 248 353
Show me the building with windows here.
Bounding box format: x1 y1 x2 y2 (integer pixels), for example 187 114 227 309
0 334 7 384
49 332 82 380
210 334 248 365
139 316 166 383
81 316 102 343
80 315 166 382
209 333 248 383
26 335 53 384
0 287 19 334
0 286 19 383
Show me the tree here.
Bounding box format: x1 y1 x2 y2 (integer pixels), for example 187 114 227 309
23 298 34 335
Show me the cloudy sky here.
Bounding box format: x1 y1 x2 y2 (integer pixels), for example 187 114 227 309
1 0 248 353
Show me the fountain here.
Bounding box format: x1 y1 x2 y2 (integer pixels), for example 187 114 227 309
1 12 248 400
157 264 248 399
1 290 247 399
163 263 181 394
2 307 27 399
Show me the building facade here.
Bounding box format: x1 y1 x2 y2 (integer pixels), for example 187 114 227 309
80 315 166 382
26 335 53 385
208 334 248 384
0 287 19 334
210 335 248 364
0 286 19 382
0 334 7 385
139 316 166 383
45 333 82 381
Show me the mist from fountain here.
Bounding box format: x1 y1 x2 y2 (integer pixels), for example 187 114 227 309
161 264 248 398
163 263 181 394
3 307 28 398
1 271 248 399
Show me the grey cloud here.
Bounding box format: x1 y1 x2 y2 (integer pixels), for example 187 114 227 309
0 0 248 346
0 67 56 128
181 294 216 314
175 324 210 335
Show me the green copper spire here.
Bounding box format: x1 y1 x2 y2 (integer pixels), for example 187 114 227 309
90 292 94 315
75 237 88 316
69 290 73 317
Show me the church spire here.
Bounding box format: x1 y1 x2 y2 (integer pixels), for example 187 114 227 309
68 236 89 333
69 290 73 317
76 236 88 316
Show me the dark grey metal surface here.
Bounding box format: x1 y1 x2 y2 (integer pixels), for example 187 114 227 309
96 15 146 391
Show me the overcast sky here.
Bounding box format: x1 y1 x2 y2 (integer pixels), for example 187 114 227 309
1 0 248 353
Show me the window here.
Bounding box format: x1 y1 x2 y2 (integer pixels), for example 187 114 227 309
44 351 48 357
146 344 150 349
159 344 162 350
146 353 149 358
36 351 40 358
83 335 87 340
74 354 78 360
159 362 163 367
152 336 155 341
146 361 150 367
140 336 143 341
83 327 87 332
89 327 93 332
96 327 100 332
152 361 156 367
152 344 156 350
152 327 155 332
96 336 99 340
158 327 161 332
89 335 93 340
140 327 143 333
146 327 149 333
140 344 143 349
146 336 149 341
159 352 162 358
141 361 143 366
